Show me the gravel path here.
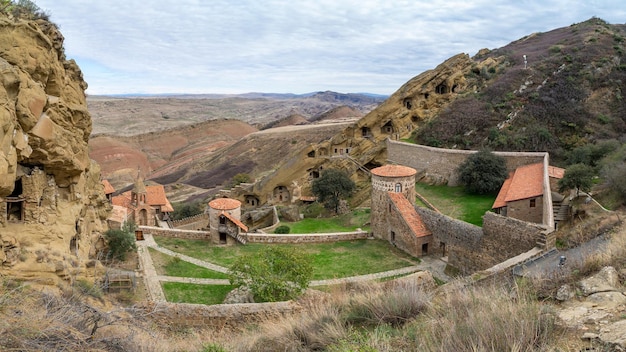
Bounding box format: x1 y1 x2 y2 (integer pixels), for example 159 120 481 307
138 233 450 301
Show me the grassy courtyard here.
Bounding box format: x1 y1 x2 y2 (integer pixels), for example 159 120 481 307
415 183 496 226
281 208 371 233
152 236 418 280
161 282 233 305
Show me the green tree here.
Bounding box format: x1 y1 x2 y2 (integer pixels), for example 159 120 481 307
103 221 137 261
229 173 252 188
312 169 356 213
457 150 508 194
171 201 204 220
228 246 313 302
558 163 594 196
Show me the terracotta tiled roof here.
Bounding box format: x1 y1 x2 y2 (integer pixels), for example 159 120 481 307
102 179 115 194
492 163 546 209
548 165 565 179
299 196 317 202
146 185 168 206
112 191 134 210
388 192 431 238
371 165 417 178
221 211 249 232
209 198 241 210
492 174 513 209
162 199 174 213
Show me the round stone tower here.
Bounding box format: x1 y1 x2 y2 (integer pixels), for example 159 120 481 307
208 198 243 244
370 164 417 239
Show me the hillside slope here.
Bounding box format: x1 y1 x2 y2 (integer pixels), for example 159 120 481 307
414 18 626 161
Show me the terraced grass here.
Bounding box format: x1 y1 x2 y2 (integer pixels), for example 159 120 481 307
161 282 233 305
152 237 418 280
148 247 228 279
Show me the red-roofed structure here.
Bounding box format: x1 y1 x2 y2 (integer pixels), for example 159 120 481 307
110 179 174 227
492 162 565 225
208 197 247 244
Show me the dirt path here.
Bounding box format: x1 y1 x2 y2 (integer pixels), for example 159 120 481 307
138 233 450 302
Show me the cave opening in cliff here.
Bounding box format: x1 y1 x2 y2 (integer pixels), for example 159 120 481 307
70 236 78 255
6 179 24 222
435 83 449 94
403 98 412 109
361 126 372 138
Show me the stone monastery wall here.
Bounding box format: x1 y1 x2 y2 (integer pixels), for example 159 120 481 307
140 226 368 244
387 140 547 186
414 207 545 275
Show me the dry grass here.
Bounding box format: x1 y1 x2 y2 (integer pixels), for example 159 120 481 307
0 280 221 352
219 278 562 352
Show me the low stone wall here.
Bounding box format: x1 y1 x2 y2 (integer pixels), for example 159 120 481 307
139 226 211 240
246 231 369 244
140 301 301 331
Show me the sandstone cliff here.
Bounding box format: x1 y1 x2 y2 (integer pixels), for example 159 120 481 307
0 16 109 282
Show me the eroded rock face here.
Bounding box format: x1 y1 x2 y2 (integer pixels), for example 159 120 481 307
0 16 109 283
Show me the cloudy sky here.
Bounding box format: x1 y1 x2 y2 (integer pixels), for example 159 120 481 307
34 0 626 95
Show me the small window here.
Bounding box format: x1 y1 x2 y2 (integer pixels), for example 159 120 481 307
219 216 226 225
530 198 536 208
395 183 402 192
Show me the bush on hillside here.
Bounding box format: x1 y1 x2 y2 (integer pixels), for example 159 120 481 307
558 163 594 197
104 221 137 261
171 201 204 220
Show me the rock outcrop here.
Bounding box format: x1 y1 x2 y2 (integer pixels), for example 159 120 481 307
0 16 109 282
558 266 626 349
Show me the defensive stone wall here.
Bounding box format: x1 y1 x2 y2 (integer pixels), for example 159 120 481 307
481 211 546 264
140 301 300 331
414 207 546 274
171 214 207 230
414 207 482 250
246 231 369 244
387 140 547 186
140 226 368 244
139 226 211 240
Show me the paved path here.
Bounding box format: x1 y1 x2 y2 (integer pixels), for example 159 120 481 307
138 233 450 301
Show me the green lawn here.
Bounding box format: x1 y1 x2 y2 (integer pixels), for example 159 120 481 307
415 183 496 226
281 208 371 233
161 282 233 305
148 247 228 279
153 236 418 280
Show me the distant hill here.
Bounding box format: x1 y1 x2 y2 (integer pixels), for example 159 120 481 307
88 91 385 136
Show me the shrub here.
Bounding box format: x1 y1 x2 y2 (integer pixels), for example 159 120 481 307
274 225 290 234
103 222 137 261
457 150 508 194
228 246 313 302
171 201 204 220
